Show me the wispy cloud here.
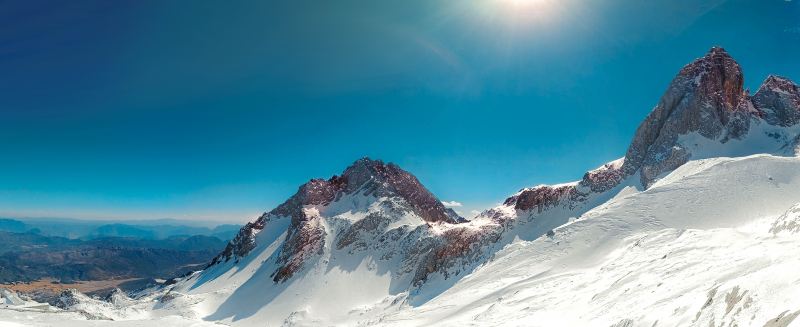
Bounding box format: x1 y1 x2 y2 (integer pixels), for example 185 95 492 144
442 201 463 208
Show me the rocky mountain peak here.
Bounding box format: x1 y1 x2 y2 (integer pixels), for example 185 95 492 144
622 47 755 187
269 157 457 282
210 157 459 269
265 157 453 224
339 157 404 194
753 75 800 127
341 157 385 177
759 75 798 93
677 46 746 109
340 157 457 224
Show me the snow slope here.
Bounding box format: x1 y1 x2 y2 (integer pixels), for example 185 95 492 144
6 154 799 327
164 194 434 326
369 154 800 326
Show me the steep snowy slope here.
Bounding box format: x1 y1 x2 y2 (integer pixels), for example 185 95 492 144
159 158 470 326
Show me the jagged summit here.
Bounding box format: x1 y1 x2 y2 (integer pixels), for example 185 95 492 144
210 157 460 272
759 75 798 93
753 75 800 127
621 46 756 186
678 46 747 109
270 157 456 225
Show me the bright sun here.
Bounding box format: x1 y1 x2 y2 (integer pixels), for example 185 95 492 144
508 0 549 7
497 0 555 15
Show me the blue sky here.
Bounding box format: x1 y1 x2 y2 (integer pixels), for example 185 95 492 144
1 0 798 222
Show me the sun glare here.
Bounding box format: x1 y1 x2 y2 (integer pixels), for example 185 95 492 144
487 0 558 25
507 0 549 8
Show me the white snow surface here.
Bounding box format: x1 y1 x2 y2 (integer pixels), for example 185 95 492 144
4 152 800 326
373 154 800 326
0 288 214 326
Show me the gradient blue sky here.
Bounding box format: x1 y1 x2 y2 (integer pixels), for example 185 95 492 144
1 0 799 222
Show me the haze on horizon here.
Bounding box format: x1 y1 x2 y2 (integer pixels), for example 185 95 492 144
1 0 798 223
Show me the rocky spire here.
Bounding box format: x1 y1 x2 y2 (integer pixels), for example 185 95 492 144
621 46 755 187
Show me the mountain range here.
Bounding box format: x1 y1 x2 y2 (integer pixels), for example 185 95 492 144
157 47 800 326
0 219 241 301
3 47 800 326
0 218 241 241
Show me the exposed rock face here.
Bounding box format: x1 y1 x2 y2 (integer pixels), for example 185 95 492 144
52 289 84 309
753 75 800 127
501 157 626 218
580 158 626 193
410 225 502 285
505 185 578 213
208 220 262 266
622 47 756 187
272 210 326 282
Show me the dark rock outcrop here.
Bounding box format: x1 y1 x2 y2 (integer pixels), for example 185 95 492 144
505 185 578 213
410 224 502 285
272 216 326 282
580 159 626 193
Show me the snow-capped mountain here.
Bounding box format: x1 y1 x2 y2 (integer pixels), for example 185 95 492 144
4 47 799 326
136 47 800 326
165 157 478 324
208 157 462 283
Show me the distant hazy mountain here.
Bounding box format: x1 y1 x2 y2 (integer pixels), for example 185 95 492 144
0 219 27 233
0 231 226 284
0 219 238 288
0 218 241 241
